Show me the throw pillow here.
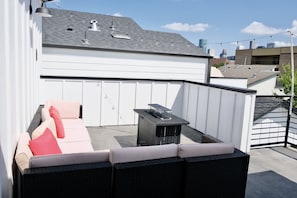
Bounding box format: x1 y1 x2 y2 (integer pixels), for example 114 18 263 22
49 105 65 138
29 128 62 156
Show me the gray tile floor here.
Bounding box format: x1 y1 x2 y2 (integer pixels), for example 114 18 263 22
87 125 297 198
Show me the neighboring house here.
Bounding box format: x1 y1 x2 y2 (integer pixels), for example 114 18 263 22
252 97 297 146
41 8 211 82
235 46 297 76
210 66 224 77
210 64 279 95
235 46 297 74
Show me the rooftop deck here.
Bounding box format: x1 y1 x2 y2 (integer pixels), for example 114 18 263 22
87 125 297 198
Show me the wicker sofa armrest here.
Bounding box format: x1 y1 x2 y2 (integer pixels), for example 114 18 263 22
182 148 249 198
17 162 112 198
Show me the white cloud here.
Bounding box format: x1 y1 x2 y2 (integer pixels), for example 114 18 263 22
113 13 123 17
286 19 297 35
163 22 209 32
274 41 290 47
241 21 284 35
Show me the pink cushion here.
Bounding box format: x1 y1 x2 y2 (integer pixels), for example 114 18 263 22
58 141 94 154
57 127 91 143
49 106 65 138
62 119 85 128
47 100 80 119
29 128 62 156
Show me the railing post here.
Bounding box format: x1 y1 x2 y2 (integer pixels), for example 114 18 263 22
285 98 291 148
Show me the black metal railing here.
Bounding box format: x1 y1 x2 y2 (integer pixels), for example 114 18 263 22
251 95 297 148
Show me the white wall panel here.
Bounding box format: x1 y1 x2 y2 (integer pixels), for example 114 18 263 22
196 86 209 132
151 82 167 107
182 83 189 119
119 82 136 125
83 81 101 126
63 80 83 103
217 91 236 142
205 89 221 137
40 79 63 103
101 81 120 125
167 83 183 117
135 82 152 109
232 94 246 145
186 84 199 128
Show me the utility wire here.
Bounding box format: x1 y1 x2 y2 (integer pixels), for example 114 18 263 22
206 32 288 46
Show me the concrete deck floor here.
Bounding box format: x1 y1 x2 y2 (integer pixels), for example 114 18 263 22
87 125 297 198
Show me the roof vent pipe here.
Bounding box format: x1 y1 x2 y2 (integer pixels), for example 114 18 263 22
90 20 98 31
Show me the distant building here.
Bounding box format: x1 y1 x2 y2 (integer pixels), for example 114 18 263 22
199 39 207 53
220 49 227 58
208 48 215 57
267 43 275 48
227 56 235 61
235 46 297 73
237 45 245 50
210 58 230 66
212 64 279 95
249 40 256 49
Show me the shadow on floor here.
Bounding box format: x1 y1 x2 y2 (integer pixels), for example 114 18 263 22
246 170 297 198
271 147 297 160
114 135 137 147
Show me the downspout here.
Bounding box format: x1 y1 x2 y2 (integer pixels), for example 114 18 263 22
206 57 212 83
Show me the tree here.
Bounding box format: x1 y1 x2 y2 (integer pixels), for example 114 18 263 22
278 64 297 107
278 64 297 95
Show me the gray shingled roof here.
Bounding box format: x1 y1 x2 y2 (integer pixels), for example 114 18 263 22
253 96 297 121
42 8 209 57
254 97 283 121
218 64 279 86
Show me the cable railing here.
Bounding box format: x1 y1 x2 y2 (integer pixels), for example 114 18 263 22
251 95 297 148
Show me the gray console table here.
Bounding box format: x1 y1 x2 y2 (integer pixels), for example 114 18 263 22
134 104 189 146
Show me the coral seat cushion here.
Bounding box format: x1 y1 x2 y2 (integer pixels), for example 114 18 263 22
49 105 65 138
29 128 62 156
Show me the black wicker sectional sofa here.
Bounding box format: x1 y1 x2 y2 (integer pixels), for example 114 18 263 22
13 100 250 198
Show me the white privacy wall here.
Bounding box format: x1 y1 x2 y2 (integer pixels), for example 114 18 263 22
41 47 208 83
0 0 42 197
182 82 256 152
40 79 184 126
40 78 256 152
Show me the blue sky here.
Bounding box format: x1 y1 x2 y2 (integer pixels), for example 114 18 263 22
48 0 297 57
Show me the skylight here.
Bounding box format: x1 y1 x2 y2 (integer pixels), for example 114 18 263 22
111 33 131 40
